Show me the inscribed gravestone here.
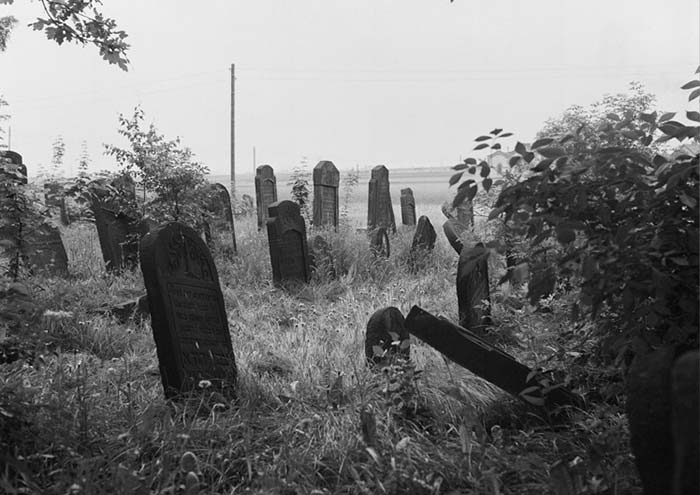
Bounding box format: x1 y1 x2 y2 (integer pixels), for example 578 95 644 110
22 223 69 276
312 161 340 229
408 216 436 271
0 150 27 184
365 307 410 366
457 242 492 334
369 227 390 258
139 222 237 398
255 165 278 230
400 188 416 226
367 165 396 233
266 200 311 285
205 183 237 253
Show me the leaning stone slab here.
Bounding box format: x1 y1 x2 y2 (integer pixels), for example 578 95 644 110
369 227 390 258
457 242 492 334
23 223 69 276
404 305 582 411
365 307 410 366
408 216 436 271
400 188 416 226
442 219 467 255
139 222 237 398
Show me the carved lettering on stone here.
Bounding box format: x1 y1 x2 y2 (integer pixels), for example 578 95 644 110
255 165 278 230
312 161 340 229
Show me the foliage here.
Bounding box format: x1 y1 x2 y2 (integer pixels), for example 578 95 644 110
451 73 700 355
340 168 360 223
50 135 65 178
0 0 130 70
104 106 210 228
288 156 311 222
0 95 9 148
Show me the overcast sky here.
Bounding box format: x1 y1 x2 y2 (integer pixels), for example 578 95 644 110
0 0 698 177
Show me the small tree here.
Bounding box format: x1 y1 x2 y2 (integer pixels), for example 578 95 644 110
288 156 311 222
50 135 65 178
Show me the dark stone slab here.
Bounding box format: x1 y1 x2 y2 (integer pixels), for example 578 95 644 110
312 161 340 230
139 222 237 399
309 235 336 279
22 223 69 276
528 261 556 305
405 305 583 411
205 183 237 253
457 242 492 334
400 188 416 226
266 200 311 285
442 219 466 255
369 227 390 258
367 165 396 233
408 216 436 271
365 307 410 366
255 165 278 230
92 207 139 273
671 349 699 495
0 150 27 184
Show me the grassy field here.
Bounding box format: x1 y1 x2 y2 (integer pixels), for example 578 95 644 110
0 179 641 494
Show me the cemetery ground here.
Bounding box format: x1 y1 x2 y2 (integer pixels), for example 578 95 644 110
0 195 641 494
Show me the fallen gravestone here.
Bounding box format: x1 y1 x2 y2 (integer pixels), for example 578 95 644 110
312 160 340 230
443 219 466 255
457 242 492 334
22 223 69 276
309 235 336 279
400 188 416 226
255 164 278 230
365 307 410 366
369 227 390 258
367 165 396 233
408 215 436 271
205 183 237 253
0 150 27 185
139 222 237 398
266 200 311 285
405 305 582 411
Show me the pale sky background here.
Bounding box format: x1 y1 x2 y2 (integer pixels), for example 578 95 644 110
0 0 698 178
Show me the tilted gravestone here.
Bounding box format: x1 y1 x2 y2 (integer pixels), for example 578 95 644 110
405 306 582 411
365 307 410 366
408 215 436 271
205 183 237 253
43 181 69 225
139 222 237 398
442 199 474 228
266 200 311 285
367 165 396 233
443 219 466 255
0 150 27 185
369 227 390 258
309 235 336 279
312 160 340 230
457 242 492 334
93 207 140 272
255 165 278 230
400 188 416 226
22 223 69 276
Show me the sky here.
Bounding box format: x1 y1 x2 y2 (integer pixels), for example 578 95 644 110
0 0 698 178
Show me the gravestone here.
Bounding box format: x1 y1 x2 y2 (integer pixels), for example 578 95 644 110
369 227 390 258
312 160 340 230
400 188 416 226
365 307 410 366
457 242 492 334
528 261 555 305
255 165 278 230
442 199 474 228
44 181 69 225
22 223 69 276
205 183 237 253
443 219 466 254
408 216 436 271
367 165 396 233
0 150 27 184
266 200 311 285
139 222 237 398
310 235 336 279
405 306 582 411
93 208 149 273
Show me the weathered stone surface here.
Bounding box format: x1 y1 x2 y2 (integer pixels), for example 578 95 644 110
367 165 396 233
312 161 340 230
92 207 140 272
205 183 237 253
139 222 237 398
400 188 416 226
442 219 466 255
266 200 311 285
405 305 582 410
408 216 436 271
0 150 27 184
627 346 700 495
309 235 335 279
255 165 278 230
365 307 410 366
457 242 492 333
369 227 390 258
22 223 69 276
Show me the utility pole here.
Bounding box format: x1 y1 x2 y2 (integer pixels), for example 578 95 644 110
230 63 236 197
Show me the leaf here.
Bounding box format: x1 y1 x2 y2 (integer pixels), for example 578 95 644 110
523 152 535 163
531 138 554 149
606 113 620 121
515 141 528 155
538 146 565 159
464 157 477 164
488 205 507 220
490 128 503 135
466 184 478 202
500 132 513 138
559 134 574 144
640 112 657 124
508 155 521 167
482 177 493 192
479 163 490 177
468 166 476 174
652 154 668 167
681 79 700 89
491 143 502 150
689 88 700 102
475 135 492 142
474 143 489 150
532 158 553 172
449 172 464 186
659 112 676 122
687 111 700 123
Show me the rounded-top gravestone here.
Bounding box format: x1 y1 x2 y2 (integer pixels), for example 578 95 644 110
312 161 340 230
365 307 410 366
266 200 311 285
255 164 278 230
